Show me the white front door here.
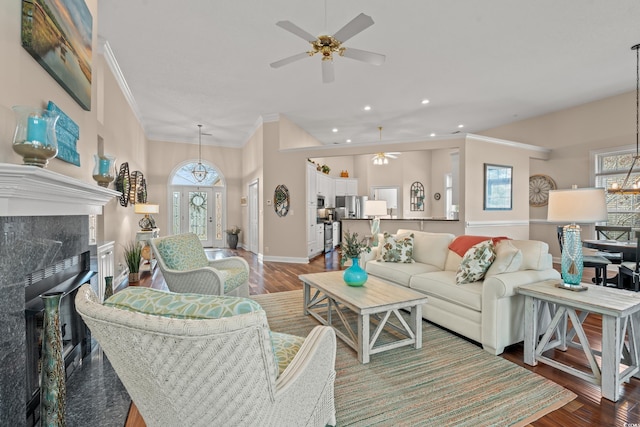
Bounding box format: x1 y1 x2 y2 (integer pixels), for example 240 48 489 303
172 187 224 247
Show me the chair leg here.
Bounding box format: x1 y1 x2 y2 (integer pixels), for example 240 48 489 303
618 271 625 289
595 267 602 286
634 275 640 292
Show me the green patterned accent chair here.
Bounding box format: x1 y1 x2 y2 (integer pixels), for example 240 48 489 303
150 233 250 297
76 285 337 427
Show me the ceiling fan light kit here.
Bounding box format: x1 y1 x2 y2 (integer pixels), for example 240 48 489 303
271 12 385 83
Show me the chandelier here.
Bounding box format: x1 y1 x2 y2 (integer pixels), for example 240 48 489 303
609 43 640 195
191 124 208 182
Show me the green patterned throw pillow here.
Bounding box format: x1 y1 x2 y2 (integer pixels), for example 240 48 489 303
104 286 262 319
379 232 415 263
456 239 496 284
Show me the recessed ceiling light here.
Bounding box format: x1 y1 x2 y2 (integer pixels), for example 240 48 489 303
332 128 338 133
346 139 352 143
458 124 464 128
421 99 430 105
430 133 436 137
364 105 371 111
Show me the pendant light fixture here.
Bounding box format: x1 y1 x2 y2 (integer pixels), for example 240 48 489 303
191 124 208 182
609 43 640 195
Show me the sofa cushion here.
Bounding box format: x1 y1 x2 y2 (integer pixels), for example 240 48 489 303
397 229 455 270
410 271 483 312
444 250 463 271
485 240 523 277
456 240 496 285
271 332 304 377
510 240 550 270
366 260 440 287
379 232 415 263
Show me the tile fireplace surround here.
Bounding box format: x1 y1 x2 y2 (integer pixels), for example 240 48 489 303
0 164 119 426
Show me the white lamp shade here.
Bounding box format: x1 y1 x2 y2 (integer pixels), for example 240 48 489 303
134 203 160 214
364 200 388 217
547 187 607 223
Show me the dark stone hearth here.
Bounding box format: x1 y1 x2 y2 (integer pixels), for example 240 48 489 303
0 215 89 427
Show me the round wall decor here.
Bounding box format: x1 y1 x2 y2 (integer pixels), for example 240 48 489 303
529 174 557 207
274 184 290 217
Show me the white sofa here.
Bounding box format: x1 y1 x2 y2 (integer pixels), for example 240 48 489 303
363 229 560 355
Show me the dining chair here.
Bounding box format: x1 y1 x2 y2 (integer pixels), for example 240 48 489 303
557 226 610 286
595 225 632 264
617 230 640 292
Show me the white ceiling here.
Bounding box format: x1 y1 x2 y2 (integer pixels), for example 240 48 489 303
98 1 640 149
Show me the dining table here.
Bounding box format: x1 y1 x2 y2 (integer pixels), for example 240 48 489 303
582 239 638 286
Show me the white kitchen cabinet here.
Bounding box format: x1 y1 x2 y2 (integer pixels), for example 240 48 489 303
306 162 317 204
316 225 325 254
307 162 318 258
335 178 358 196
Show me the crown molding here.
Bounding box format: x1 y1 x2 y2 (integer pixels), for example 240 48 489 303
101 40 144 127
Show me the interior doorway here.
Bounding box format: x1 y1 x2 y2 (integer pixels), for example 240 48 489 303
248 180 259 254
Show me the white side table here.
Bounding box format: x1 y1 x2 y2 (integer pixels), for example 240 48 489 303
519 280 640 402
136 229 160 272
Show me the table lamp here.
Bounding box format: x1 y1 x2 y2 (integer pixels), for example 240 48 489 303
547 186 607 287
364 200 388 245
134 203 159 230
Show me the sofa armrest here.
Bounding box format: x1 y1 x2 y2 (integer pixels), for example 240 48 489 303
160 267 226 295
483 269 561 299
208 256 250 273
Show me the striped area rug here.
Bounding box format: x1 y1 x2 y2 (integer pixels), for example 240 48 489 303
253 290 576 427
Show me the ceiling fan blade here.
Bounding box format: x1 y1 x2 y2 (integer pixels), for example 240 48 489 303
341 47 386 66
322 60 335 83
386 154 398 159
276 20 317 42
270 52 309 68
332 13 374 43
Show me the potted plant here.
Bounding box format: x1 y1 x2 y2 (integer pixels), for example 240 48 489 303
340 230 371 286
225 226 241 249
321 164 330 174
123 241 142 283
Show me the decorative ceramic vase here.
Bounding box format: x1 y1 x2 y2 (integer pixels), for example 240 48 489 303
104 276 114 301
228 234 239 249
343 257 368 287
128 272 140 284
12 106 59 168
92 154 116 187
40 292 66 427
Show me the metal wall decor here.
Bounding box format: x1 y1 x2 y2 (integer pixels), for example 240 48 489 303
115 162 130 207
129 171 147 205
274 184 290 217
410 181 425 211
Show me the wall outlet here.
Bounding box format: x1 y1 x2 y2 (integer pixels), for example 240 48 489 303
266 200 272 205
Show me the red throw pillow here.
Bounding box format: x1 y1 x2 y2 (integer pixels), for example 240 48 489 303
448 235 510 257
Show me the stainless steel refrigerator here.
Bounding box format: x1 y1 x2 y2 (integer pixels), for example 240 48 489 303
335 195 368 218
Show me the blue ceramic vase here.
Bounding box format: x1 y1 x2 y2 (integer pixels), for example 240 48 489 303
343 257 368 287
40 291 66 426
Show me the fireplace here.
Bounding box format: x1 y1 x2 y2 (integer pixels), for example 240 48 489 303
0 164 120 427
24 251 94 426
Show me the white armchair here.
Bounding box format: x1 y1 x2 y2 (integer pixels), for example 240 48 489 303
150 232 250 297
75 284 337 427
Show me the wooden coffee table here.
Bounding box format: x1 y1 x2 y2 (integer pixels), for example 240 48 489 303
519 279 640 402
299 271 428 363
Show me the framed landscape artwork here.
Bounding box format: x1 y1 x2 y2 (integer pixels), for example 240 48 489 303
21 0 93 111
484 163 513 210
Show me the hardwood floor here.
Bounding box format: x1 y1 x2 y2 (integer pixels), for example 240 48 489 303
124 248 640 426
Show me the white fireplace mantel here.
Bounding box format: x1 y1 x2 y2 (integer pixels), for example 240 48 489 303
0 163 121 216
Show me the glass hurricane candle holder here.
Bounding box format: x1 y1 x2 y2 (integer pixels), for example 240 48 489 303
92 154 116 187
12 106 59 168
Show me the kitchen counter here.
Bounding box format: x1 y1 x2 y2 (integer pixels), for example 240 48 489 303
340 217 463 236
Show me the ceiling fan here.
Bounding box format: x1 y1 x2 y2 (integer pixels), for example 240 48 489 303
372 152 400 165
270 13 386 83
